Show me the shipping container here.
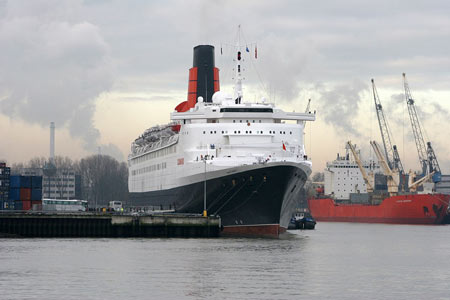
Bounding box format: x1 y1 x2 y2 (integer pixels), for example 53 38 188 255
22 200 32 211
31 176 43 189
20 188 32 201
10 175 32 188
31 189 42 201
8 188 20 201
14 201 23 210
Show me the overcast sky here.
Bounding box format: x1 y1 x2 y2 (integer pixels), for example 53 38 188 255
1 0 450 173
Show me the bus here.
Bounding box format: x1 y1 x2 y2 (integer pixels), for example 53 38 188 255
108 201 123 212
42 199 88 212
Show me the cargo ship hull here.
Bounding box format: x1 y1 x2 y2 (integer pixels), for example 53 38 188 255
308 194 450 225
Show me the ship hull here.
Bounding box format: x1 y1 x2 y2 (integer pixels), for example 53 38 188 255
308 194 450 225
130 162 310 237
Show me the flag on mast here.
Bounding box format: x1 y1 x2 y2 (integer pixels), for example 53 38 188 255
246 46 249 52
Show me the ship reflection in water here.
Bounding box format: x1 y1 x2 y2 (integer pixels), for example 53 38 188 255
1 223 449 299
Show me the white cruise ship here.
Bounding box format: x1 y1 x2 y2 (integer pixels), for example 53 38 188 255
128 43 315 236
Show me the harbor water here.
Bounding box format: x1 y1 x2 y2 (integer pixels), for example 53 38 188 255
1 222 450 299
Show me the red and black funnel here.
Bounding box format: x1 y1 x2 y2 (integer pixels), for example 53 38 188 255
175 45 220 112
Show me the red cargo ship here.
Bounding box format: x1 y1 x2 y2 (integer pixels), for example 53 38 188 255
308 194 450 224
308 144 450 225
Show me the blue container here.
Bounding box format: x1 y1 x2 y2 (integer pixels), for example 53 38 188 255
8 188 20 201
31 176 43 189
31 189 42 201
14 201 23 210
10 175 32 188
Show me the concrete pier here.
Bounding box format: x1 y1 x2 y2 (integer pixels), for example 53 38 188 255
0 212 221 238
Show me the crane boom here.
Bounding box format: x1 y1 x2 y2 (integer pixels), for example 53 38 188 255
403 73 429 174
403 73 441 179
370 140 399 194
347 141 374 193
371 79 403 173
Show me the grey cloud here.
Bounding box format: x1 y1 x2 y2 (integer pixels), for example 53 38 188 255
316 80 368 137
0 0 123 160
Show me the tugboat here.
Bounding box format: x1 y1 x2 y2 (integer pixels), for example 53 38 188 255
288 210 316 230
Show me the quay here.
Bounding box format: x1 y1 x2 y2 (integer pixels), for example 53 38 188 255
0 212 221 238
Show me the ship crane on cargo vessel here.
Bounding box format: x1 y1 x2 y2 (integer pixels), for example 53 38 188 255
403 73 441 183
347 141 374 193
370 140 399 195
371 79 404 174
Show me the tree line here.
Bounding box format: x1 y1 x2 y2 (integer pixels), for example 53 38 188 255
11 155 129 208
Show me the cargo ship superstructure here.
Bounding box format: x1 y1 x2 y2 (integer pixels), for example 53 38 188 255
128 44 315 236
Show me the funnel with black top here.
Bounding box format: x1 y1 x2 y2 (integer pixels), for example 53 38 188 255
175 45 220 112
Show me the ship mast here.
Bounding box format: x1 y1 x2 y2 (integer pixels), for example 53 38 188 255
234 25 243 104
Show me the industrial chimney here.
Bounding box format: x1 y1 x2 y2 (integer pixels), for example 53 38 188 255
50 122 55 163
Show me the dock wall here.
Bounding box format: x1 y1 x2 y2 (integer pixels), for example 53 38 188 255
0 212 221 238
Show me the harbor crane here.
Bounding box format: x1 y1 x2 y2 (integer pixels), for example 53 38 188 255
371 79 404 174
403 73 441 182
370 140 399 195
347 141 374 193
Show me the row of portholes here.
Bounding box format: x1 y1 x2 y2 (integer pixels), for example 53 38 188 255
233 120 262 123
269 130 292 135
202 130 292 135
132 162 167 176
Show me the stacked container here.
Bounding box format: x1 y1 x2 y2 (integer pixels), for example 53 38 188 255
0 162 11 210
31 176 43 210
9 175 42 210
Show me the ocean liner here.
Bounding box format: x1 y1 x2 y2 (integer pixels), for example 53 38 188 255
128 43 315 236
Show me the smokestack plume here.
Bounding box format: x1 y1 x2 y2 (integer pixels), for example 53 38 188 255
50 122 55 163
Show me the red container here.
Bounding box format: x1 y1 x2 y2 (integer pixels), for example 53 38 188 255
22 200 32 211
20 188 31 201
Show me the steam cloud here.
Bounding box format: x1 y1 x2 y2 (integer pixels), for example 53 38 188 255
0 1 123 160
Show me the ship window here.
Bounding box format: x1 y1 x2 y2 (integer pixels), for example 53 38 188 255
261 131 263 134
238 131 241 133
246 131 248 134
280 131 282 134
203 131 205 134
240 120 242 123
259 120 261 123
249 131 252 133
214 131 216 134
233 120 236 123
252 120 255 123
222 131 224 134
220 108 273 113
210 131 213 134
290 131 292 134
